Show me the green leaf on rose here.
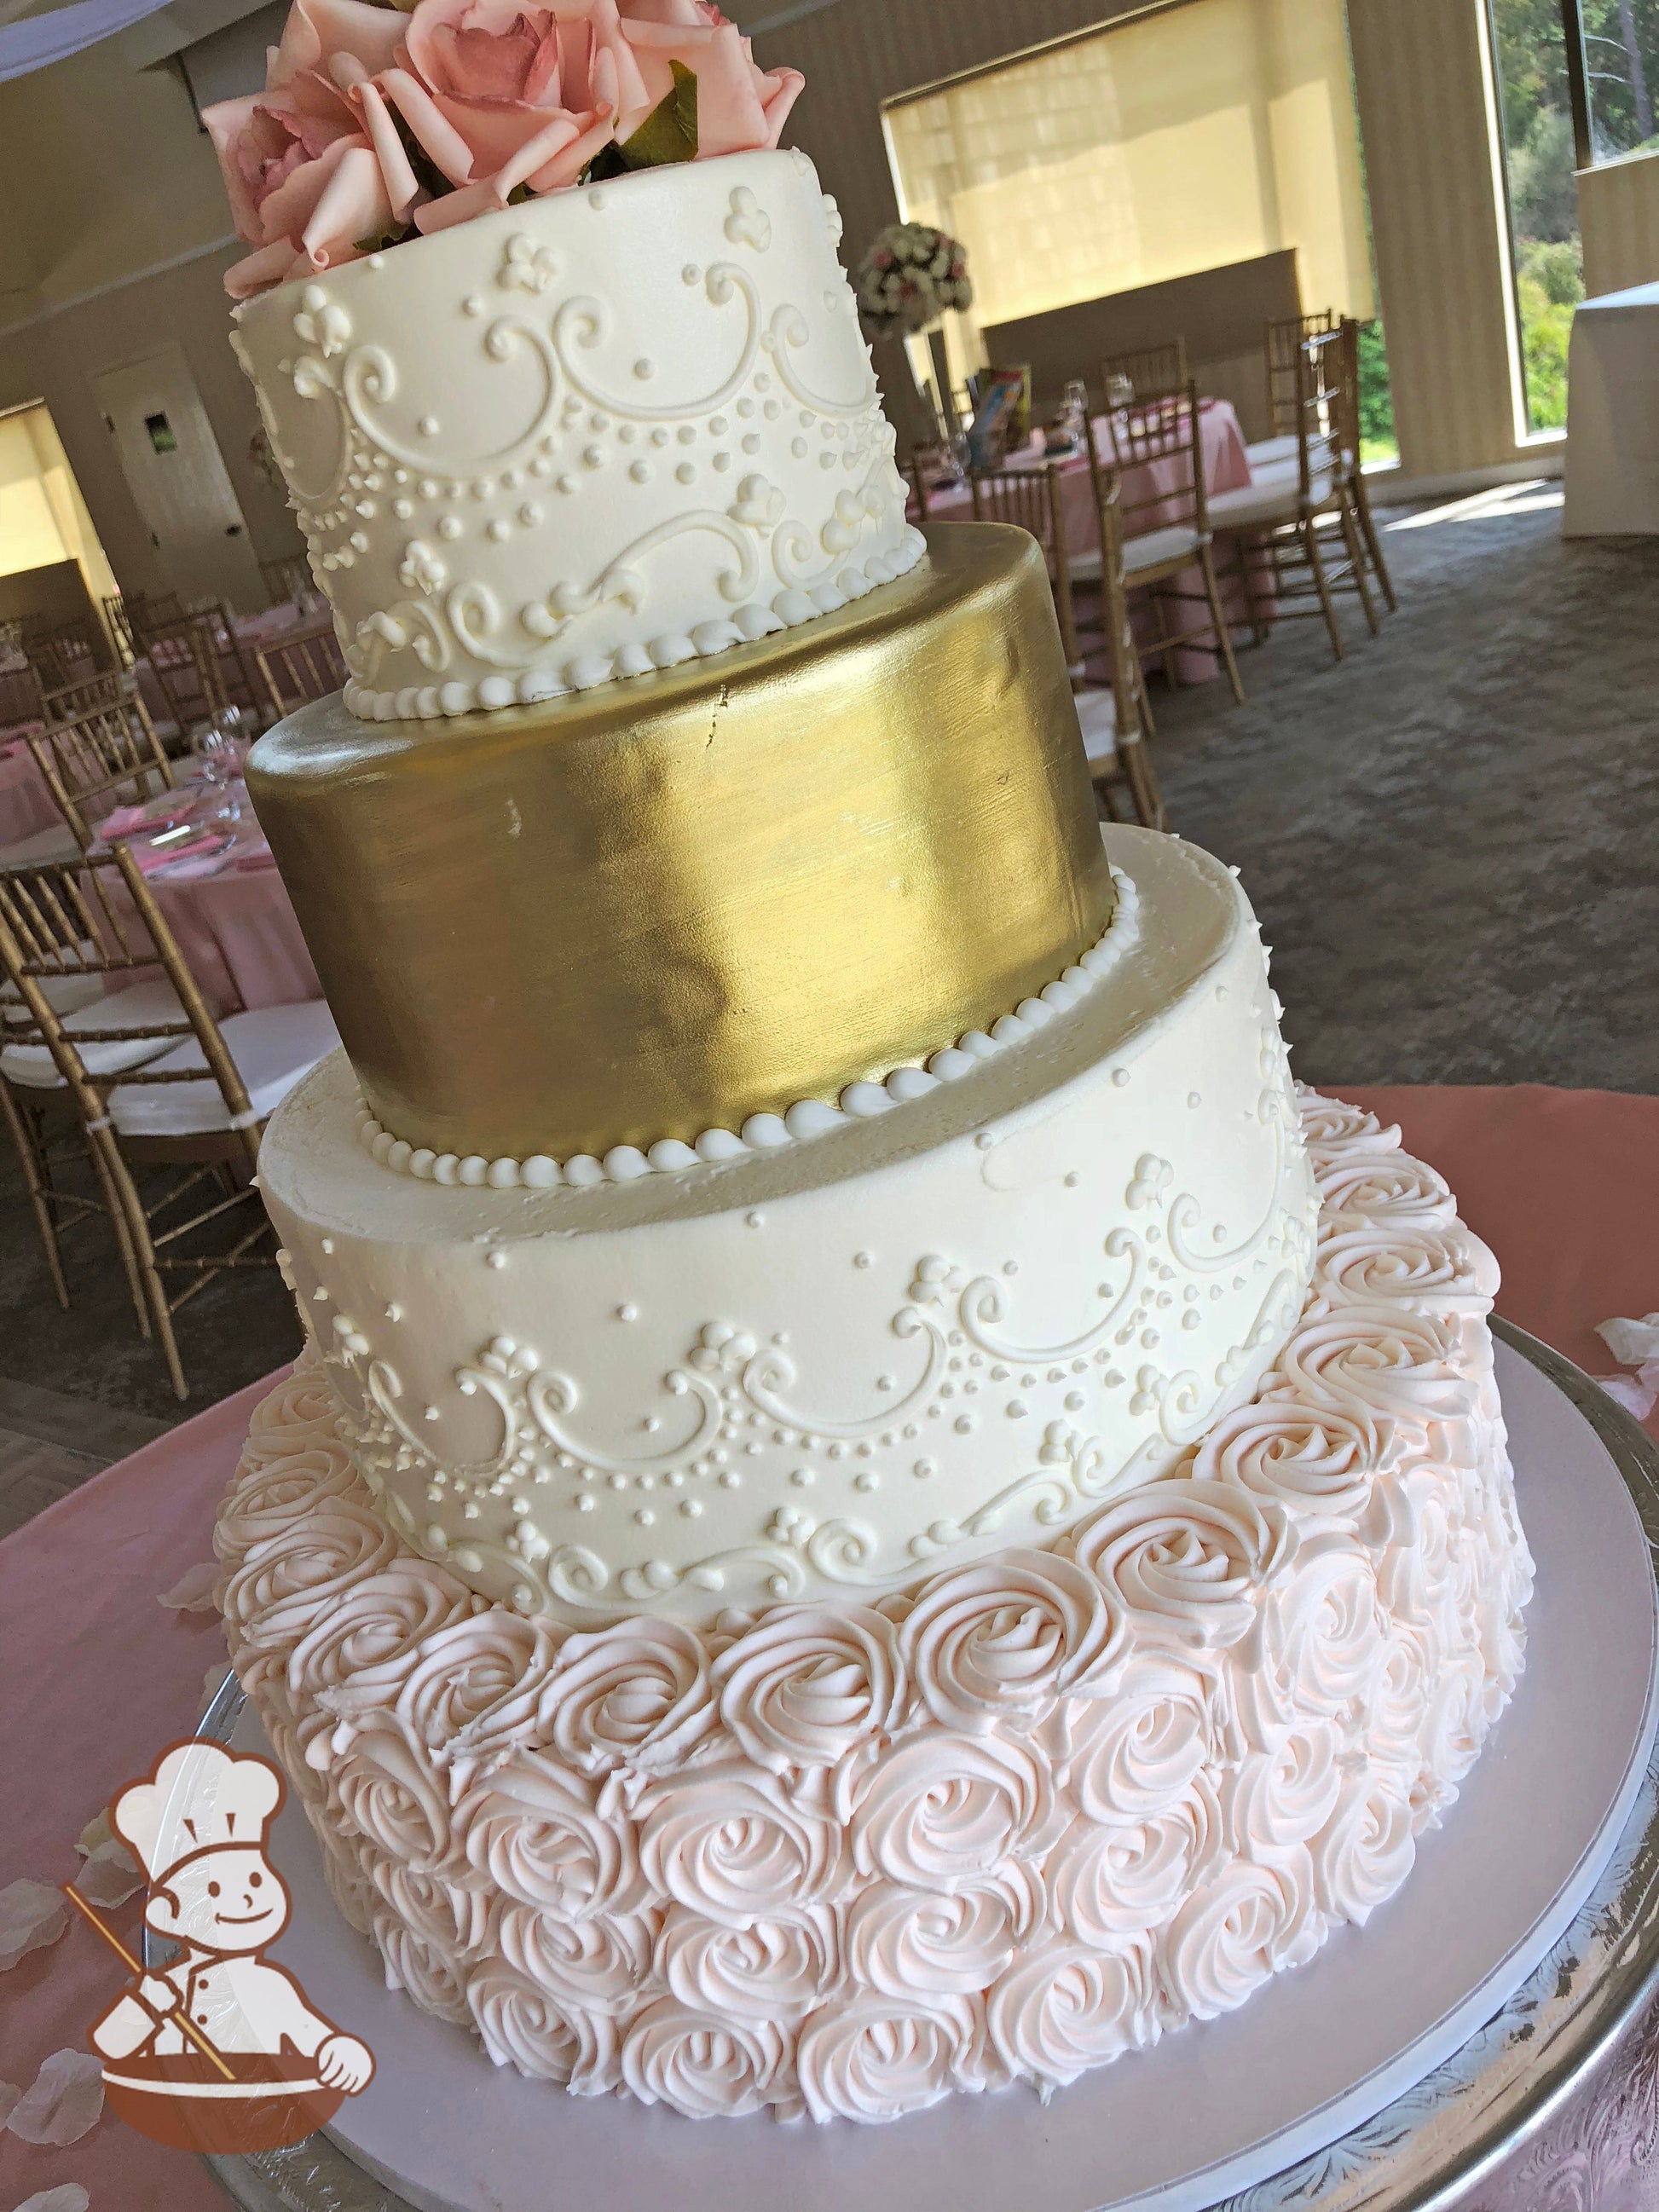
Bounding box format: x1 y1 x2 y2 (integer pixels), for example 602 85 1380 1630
583 60 698 182
389 102 456 207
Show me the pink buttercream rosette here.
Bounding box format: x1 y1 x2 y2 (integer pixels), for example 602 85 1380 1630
205 0 804 299
212 1090 1535 2122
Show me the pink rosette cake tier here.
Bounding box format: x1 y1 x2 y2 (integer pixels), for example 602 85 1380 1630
214 1090 1532 2123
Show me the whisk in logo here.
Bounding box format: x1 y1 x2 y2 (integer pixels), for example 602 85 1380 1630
67 1738 375 2153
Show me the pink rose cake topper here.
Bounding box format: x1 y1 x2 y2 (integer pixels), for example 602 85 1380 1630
205 0 805 297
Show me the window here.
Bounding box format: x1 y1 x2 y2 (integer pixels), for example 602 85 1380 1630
0 401 118 605
881 0 1392 456
1563 0 1659 165
1488 3 1582 433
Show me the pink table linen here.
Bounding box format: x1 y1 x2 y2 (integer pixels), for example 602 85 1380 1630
3 1085 1657 2210
96 852 321 1017
916 401 1261 684
0 732 59 848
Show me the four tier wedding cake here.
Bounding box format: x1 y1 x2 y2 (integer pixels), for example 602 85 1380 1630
211 0 1531 2128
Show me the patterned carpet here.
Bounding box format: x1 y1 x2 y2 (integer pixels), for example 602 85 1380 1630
2 486 1654 1426
1153 482 1659 1093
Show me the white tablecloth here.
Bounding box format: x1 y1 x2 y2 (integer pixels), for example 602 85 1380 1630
1563 280 1659 536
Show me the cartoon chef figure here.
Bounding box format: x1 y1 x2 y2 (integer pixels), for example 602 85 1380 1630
90 1740 373 2094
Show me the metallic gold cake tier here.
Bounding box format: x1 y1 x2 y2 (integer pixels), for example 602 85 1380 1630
246 524 1113 1162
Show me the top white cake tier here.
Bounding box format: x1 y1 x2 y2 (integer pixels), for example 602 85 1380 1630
231 148 922 720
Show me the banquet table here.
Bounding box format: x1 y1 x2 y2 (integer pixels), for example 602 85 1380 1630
0 731 57 848
3 1082 1657 2212
1563 280 1659 537
914 398 1264 684
113 847 321 1017
0 649 40 729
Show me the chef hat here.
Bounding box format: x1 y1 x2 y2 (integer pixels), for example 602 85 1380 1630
113 1742 284 1881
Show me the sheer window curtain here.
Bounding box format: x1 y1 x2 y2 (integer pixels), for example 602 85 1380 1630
884 0 1375 397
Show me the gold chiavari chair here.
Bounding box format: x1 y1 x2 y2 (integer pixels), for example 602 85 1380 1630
256 621 348 717
1070 469 1166 832
968 463 1083 670
26 692 175 851
40 669 129 725
102 594 138 669
1207 327 1377 661
1262 309 1338 447
1096 338 1188 406
0 850 337 1397
1337 315 1396 614
260 552 312 606
134 605 263 732
1089 379 1245 704
26 619 106 694
130 589 183 629
0 859 190 1323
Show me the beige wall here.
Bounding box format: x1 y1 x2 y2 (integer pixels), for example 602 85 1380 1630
0 0 1593 569
754 0 1555 487
0 29 303 603
1579 151 1659 298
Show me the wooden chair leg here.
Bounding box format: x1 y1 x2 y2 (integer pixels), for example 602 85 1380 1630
1338 494 1381 636
96 1130 188 1399
1197 545 1246 703
85 1130 153 1340
1303 518 1345 661
3 1083 70 1310
1120 739 1166 832
1353 476 1397 612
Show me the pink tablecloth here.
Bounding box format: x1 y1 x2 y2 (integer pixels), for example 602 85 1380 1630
0 734 58 847
919 401 1261 684
3 1084 1657 2211
107 856 321 1016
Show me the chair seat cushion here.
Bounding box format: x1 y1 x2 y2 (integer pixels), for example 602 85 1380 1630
1121 524 1203 575
1 957 107 1019
1073 688 1119 769
109 1001 340 1137
0 979 187 1089
1207 468 1335 530
1245 434 1299 469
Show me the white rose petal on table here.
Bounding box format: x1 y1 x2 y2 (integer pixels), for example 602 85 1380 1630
13 2186 92 2212
73 1809 144 1905
3 2048 104 2146
0 2078 20 2127
1597 1313 1659 1419
157 1559 222 1612
72 1846 144 1912
0 1880 69 1971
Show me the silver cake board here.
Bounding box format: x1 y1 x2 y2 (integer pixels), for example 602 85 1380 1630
210 1327 1659 2212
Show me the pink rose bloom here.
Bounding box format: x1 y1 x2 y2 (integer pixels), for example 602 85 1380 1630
618 0 803 159
205 0 406 298
376 0 641 234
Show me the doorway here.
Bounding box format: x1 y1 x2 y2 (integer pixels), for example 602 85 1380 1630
91 343 265 612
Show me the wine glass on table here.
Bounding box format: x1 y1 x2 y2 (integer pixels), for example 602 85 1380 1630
194 707 252 835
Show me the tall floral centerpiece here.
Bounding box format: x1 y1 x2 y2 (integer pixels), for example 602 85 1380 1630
852 222 972 446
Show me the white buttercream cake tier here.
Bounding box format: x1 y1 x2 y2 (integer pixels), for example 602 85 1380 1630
217 1089 1531 2124
257 829 1319 1625
231 147 921 720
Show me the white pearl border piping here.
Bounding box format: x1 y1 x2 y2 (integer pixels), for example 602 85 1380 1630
355 865 1142 1189
340 530 930 722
